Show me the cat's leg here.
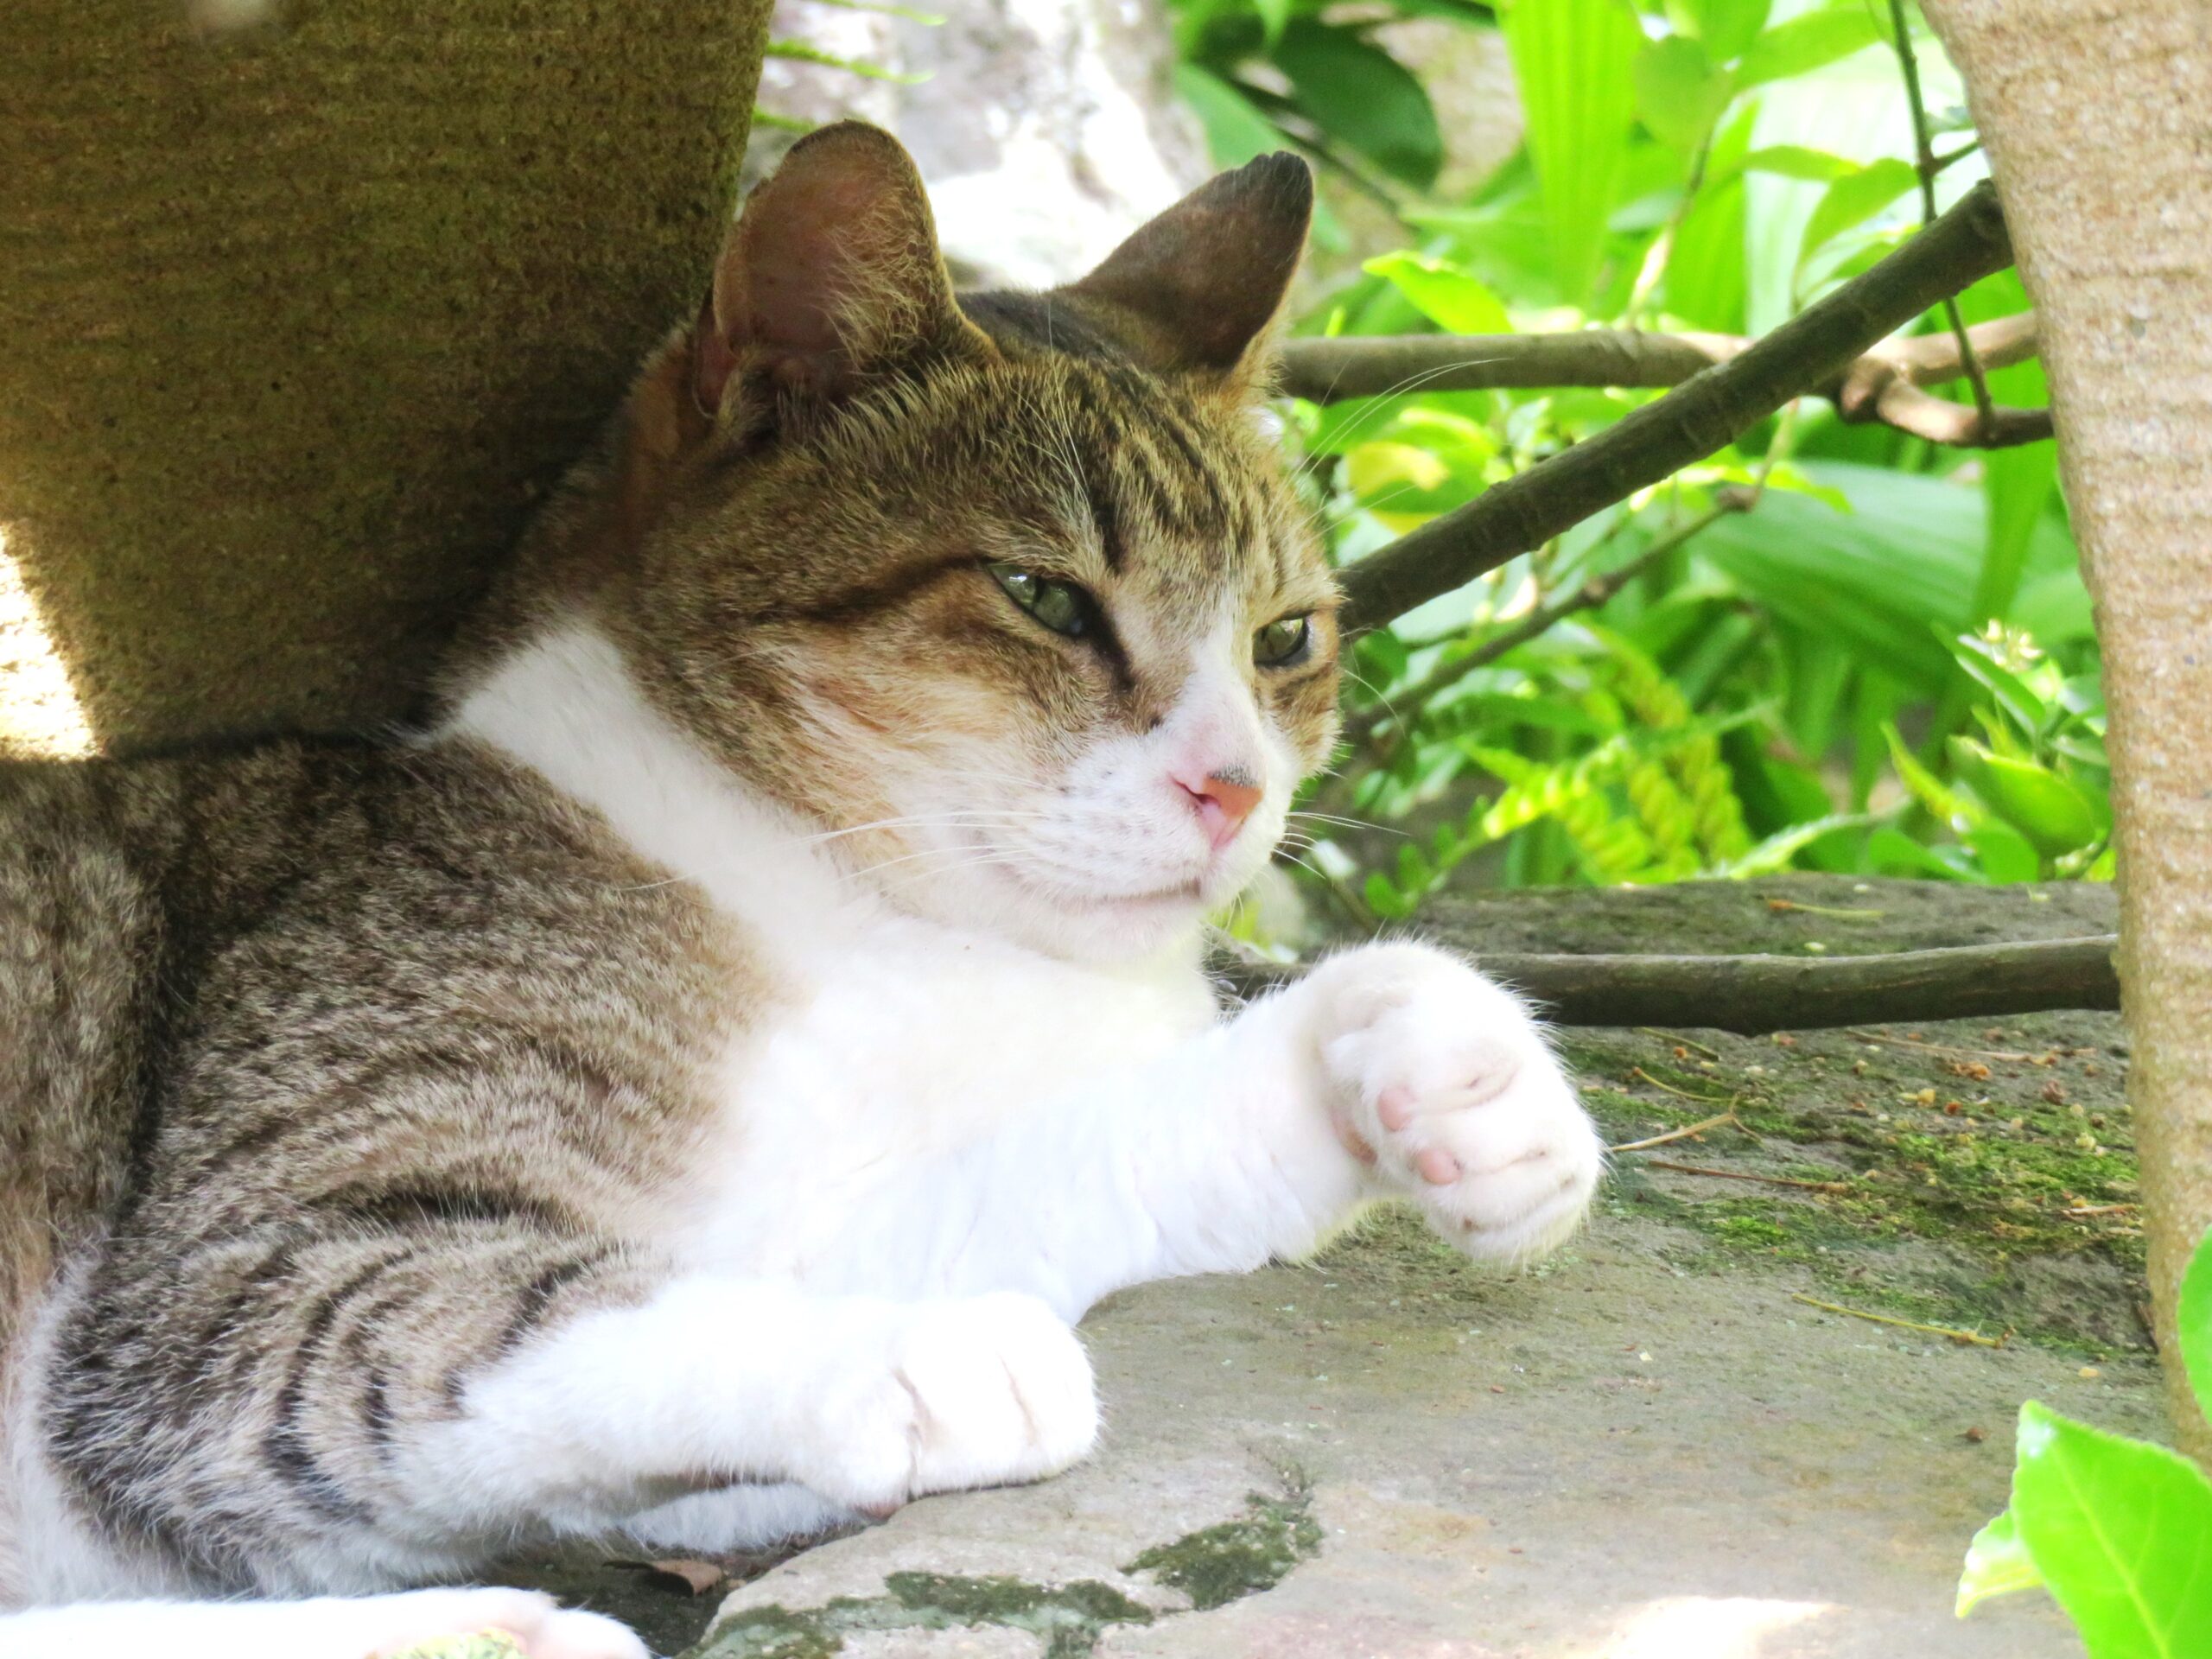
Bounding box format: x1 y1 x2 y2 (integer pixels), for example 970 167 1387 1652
0 1586 645 1659
842 940 1605 1319
41 1217 1095 1591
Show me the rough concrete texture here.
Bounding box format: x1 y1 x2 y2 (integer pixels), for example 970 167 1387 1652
491 880 2143 1659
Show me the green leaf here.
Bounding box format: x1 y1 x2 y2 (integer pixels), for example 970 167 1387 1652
1273 21 1443 189
1713 813 1872 877
1363 870 1415 920
1173 62 1288 168
1666 0 1771 61
1736 143 1860 182
1363 252 1513 334
1947 736 2100 855
2006 1401 2212 1656
1798 157 1918 265
1957 1508 2044 1618
1735 3 1884 90
1965 820 2042 884
2180 1227 2212 1430
1503 0 1644 305
1944 632 2050 737
1635 36 1731 151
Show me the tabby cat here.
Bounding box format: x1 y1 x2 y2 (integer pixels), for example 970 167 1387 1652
0 124 1602 1657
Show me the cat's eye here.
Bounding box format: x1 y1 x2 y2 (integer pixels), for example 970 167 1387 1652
988 563 1095 638
1254 614 1312 668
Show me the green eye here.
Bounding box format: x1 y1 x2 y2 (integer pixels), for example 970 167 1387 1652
1255 614 1312 667
988 563 1094 638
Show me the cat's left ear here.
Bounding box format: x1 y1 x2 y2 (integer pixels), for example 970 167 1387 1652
691 121 994 420
1065 152 1313 394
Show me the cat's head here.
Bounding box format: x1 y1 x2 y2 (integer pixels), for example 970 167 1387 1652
598 124 1335 963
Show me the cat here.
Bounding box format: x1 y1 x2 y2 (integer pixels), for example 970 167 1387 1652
0 123 1604 1658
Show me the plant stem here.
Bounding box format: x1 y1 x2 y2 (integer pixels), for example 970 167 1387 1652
1887 0 1997 435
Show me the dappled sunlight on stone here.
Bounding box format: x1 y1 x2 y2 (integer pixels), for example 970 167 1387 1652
0 527 94 758
1566 1597 1834 1659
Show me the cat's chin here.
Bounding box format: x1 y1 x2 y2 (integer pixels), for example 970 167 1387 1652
935 868 1217 965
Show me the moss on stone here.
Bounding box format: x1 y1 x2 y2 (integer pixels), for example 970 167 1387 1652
1122 1484 1322 1612
687 1487 1325 1658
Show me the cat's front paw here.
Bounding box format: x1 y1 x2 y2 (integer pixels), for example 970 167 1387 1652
800 1292 1098 1514
1309 942 1602 1261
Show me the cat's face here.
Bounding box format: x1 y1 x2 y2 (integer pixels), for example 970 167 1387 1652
607 126 1335 962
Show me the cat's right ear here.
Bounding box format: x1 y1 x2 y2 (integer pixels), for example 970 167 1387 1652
690 122 995 423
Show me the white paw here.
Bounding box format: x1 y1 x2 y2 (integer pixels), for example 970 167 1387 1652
798 1292 1099 1513
364 1587 647 1659
1307 942 1603 1261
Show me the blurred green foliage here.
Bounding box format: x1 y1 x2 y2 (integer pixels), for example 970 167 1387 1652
1168 0 2096 918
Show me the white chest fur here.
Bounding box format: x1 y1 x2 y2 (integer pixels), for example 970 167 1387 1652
447 624 1222 1288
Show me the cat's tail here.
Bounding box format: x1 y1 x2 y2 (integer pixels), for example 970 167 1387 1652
0 1586 646 1659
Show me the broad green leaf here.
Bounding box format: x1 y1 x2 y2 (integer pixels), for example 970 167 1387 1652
1947 736 2099 855
2180 1227 2212 1429
2008 1402 2212 1656
1664 102 1755 331
1957 1508 2044 1618
1737 143 1860 182
1666 0 1771 60
1363 252 1513 334
1735 3 1884 90
1503 0 1644 305
1273 21 1443 189
1635 36 1730 151
1173 62 1287 167
1698 462 2090 690
1798 158 1918 265
1254 0 1294 49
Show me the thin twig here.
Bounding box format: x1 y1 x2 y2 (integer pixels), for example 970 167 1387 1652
1842 1027 2047 1064
1629 1066 1740 1104
1791 1293 2009 1348
1647 1160 1853 1194
1637 1027 1720 1059
1766 898 1887 918
1888 0 1997 436
1609 1113 1742 1152
2063 1203 2137 1219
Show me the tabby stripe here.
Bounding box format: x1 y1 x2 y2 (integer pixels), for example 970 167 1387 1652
261 1249 413 1523
438 1243 619 1413
494 1246 620 1360
762 550 976 626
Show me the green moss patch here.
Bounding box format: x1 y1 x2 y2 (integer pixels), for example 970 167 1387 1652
1568 1010 2144 1352
690 1487 1319 1658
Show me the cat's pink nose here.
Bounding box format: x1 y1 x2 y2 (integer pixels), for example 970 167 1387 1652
1177 769 1263 849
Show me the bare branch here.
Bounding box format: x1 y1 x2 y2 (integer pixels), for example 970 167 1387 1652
1330 180 2015 634
1279 312 2047 447
1223 934 2120 1034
